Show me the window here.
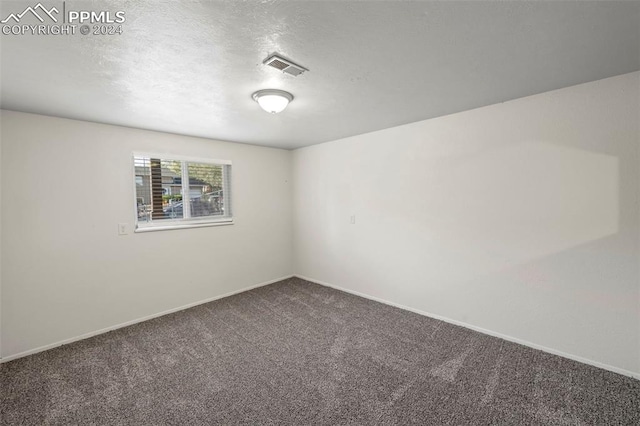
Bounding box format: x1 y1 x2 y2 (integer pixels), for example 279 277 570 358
133 154 232 231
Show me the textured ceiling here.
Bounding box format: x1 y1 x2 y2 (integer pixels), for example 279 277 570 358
1 1 639 149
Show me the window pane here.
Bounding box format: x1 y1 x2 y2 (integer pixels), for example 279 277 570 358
134 157 183 222
188 162 225 218
134 155 232 230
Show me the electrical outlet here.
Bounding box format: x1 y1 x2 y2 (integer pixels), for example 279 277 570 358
350 215 356 224
118 223 129 235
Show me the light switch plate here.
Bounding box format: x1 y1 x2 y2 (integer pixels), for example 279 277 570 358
118 223 129 235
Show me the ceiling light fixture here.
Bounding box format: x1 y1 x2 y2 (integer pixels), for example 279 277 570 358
252 89 293 114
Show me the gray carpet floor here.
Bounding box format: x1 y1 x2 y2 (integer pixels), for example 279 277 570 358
1 277 639 425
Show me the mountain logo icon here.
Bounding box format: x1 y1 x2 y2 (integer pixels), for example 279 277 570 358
1 3 59 24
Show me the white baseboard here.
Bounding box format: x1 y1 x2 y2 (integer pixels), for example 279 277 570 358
294 274 640 381
0 275 294 363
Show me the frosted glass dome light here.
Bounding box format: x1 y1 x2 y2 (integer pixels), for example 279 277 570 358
252 89 293 114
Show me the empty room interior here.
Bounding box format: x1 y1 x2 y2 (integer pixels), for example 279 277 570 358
1 0 639 424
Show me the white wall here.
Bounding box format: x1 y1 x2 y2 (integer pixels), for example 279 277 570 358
293 72 640 376
0 118 2 358
0 111 292 359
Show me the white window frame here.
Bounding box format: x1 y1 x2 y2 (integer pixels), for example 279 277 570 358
132 152 233 233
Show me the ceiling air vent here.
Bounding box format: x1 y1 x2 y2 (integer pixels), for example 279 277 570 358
263 54 308 77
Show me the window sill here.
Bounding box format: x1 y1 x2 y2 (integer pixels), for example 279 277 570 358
135 219 234 233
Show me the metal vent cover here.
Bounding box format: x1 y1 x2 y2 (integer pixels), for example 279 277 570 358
264 54 308 76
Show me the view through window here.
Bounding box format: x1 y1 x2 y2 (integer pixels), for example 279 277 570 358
134 155 232 230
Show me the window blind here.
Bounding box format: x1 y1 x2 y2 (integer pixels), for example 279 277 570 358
134 155 232 230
